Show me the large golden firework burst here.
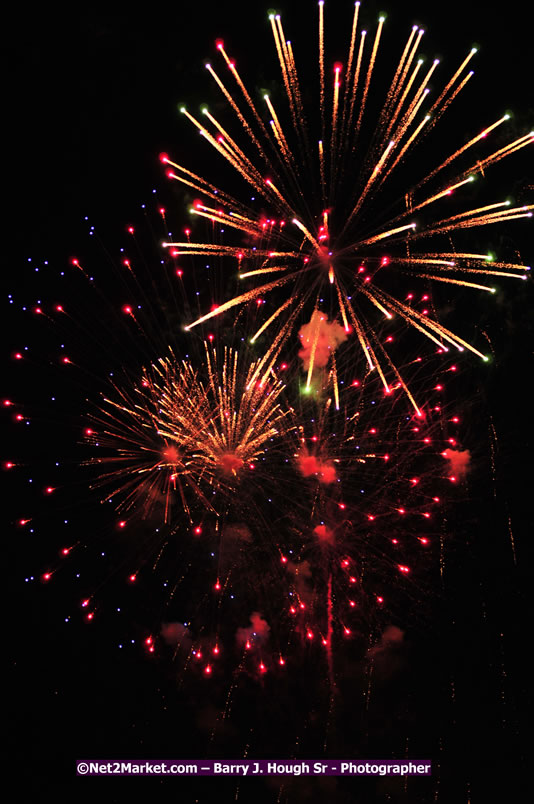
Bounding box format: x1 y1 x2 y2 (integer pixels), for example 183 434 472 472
162 1 532 413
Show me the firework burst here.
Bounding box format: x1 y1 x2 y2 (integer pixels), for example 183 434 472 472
162 2 532 412
8 181 475 683
85 341 295 523
278 364 456 664
9 2 525 695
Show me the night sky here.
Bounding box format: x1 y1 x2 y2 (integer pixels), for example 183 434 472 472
7 1 532 802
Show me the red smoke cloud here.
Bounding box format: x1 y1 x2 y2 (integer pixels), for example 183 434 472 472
218 452 243 475
298 311 347 371
297 451 337 484
160 622 191 647
367 625 404 658
236 611 270 647
285 559 313 606
223 523 252 543
442 447 471 479
314 524 335 544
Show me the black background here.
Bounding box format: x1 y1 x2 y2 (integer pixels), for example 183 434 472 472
7 1 532 802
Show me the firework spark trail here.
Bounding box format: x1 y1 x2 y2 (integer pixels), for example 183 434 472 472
162 3 531 412
10 4 528 710
264 352 465 676
12 207 468 685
